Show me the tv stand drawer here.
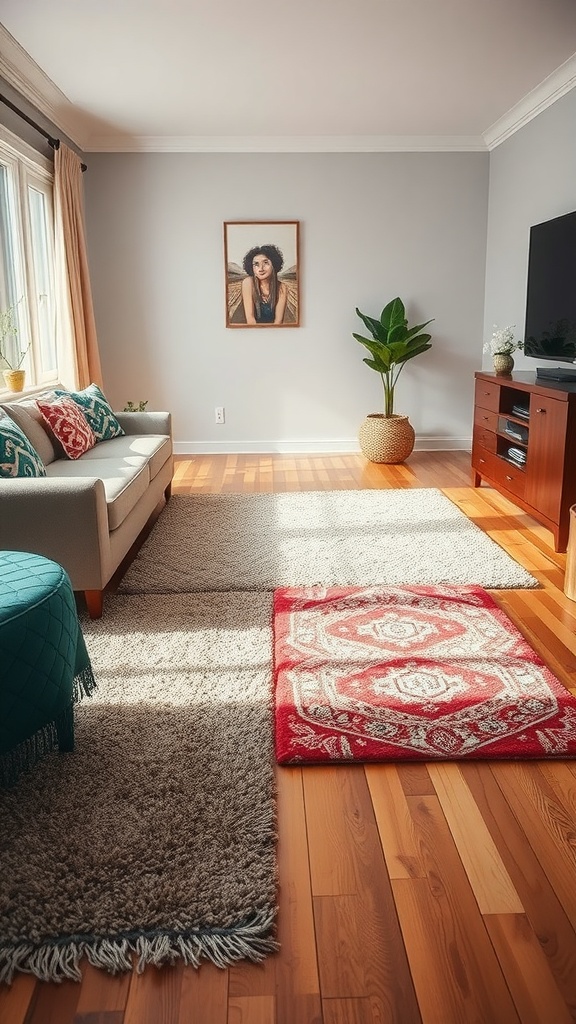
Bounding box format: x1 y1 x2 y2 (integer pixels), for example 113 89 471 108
473 446 526 500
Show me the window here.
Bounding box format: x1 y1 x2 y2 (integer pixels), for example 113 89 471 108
0 125 57 391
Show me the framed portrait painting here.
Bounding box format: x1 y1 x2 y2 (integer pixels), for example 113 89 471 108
224 221 300 328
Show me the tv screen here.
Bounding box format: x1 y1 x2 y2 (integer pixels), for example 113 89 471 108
524 210 576 364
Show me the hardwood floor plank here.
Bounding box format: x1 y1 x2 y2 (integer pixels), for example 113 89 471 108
396 763 435 797
484 913 573 1024
461 762 576 1014
0 975 35 1024
397 794 520 1022
276 766 323 1024
123 963 183 1024
74 1014 124 1024
304 766 361 897
74 965 131 1015
305 766 421 1021
321 997 376 1024
312 895 367 997
176 963 228 1024
494 763 576 926
427 763 523 914
26 979 81 1024
393 877 519 1024
364 764 425 879
228 995 276 1023
538 762 576 814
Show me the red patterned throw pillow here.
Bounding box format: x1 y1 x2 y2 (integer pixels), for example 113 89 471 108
36 395 96 459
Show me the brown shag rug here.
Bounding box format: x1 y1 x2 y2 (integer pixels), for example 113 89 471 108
0 591 277 984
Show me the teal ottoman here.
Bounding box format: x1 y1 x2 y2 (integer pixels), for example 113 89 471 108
0 551 97 786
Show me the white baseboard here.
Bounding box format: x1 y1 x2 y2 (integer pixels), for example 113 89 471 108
173 436 472 455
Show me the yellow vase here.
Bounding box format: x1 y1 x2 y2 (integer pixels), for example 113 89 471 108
2 369 26 392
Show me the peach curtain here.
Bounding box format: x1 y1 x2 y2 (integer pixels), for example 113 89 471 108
54 143 103 389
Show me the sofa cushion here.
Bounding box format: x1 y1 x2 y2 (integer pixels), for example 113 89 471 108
45 456 150 530
55 384 125 442
0 398 59 465
78 433 171 480
37 396 97 460
0 410 46 478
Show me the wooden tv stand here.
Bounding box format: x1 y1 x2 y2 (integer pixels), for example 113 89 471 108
472 371 576 552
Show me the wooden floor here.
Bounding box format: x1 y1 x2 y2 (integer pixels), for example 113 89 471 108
4 451 576 1024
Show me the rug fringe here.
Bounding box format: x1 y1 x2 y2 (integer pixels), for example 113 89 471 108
1 666 97 788
0 910 279 984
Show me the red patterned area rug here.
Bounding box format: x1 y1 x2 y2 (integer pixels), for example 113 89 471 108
273 584 576 763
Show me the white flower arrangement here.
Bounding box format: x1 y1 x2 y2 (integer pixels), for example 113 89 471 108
0 299 29 370
483 325 523 356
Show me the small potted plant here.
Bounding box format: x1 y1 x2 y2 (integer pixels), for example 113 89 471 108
123 400 149 412
353 296 433 463
483 325 523 375
0 301 29 392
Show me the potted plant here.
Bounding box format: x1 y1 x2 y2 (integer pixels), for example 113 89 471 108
0 301 29 393
124 400 149 412
483 324 522 375
353 296 433 463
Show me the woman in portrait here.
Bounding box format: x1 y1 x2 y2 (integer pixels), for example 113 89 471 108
240 244 288 325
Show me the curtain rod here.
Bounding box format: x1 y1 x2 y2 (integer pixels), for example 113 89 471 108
0 93 87 171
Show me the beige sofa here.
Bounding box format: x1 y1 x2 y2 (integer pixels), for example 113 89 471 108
0 393 173 617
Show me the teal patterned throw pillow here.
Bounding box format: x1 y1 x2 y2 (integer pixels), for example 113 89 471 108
0 410 46 478
55 384 125 442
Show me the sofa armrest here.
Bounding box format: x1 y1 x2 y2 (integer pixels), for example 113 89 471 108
115 411 172 437
0 477 111 590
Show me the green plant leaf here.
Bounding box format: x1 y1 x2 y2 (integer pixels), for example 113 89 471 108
402 320 434 343
404 334 432 351
355 310 388 343
387 323 408 344
352 333 387 358
380 297 406 332
393 343 432 366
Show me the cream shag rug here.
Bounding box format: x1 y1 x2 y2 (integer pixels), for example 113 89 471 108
0 592 277 983
119 490 537 593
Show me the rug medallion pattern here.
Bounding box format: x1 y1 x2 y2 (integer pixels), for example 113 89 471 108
274 585 576 762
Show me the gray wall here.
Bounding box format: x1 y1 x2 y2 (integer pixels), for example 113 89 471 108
483 88 576 367
84 152 489 452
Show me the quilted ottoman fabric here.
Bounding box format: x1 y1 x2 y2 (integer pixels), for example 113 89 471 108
0 551 97 786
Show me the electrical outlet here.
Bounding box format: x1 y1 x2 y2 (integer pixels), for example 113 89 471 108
215 406 225 424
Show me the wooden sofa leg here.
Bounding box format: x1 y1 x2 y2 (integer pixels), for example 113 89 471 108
165 482 172 501
84 590 104 619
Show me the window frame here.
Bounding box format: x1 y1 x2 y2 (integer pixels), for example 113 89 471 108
0 123 57 395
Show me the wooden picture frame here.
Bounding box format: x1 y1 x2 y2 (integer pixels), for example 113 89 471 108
224 221 300 328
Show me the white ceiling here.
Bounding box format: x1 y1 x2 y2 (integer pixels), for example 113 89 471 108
1 0 576 152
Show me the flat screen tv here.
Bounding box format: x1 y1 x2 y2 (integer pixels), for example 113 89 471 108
524 210 576 379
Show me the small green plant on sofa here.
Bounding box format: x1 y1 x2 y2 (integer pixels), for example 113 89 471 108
123 400 149 412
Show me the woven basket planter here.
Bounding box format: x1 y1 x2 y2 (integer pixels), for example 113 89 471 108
2 369 26 393
358 413 416 464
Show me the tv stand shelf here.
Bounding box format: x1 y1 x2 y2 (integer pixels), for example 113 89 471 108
472 371 576 552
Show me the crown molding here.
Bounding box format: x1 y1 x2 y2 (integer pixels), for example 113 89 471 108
0 24 89 150
483 53 576 150
2 20 573 156
85 134 488 153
